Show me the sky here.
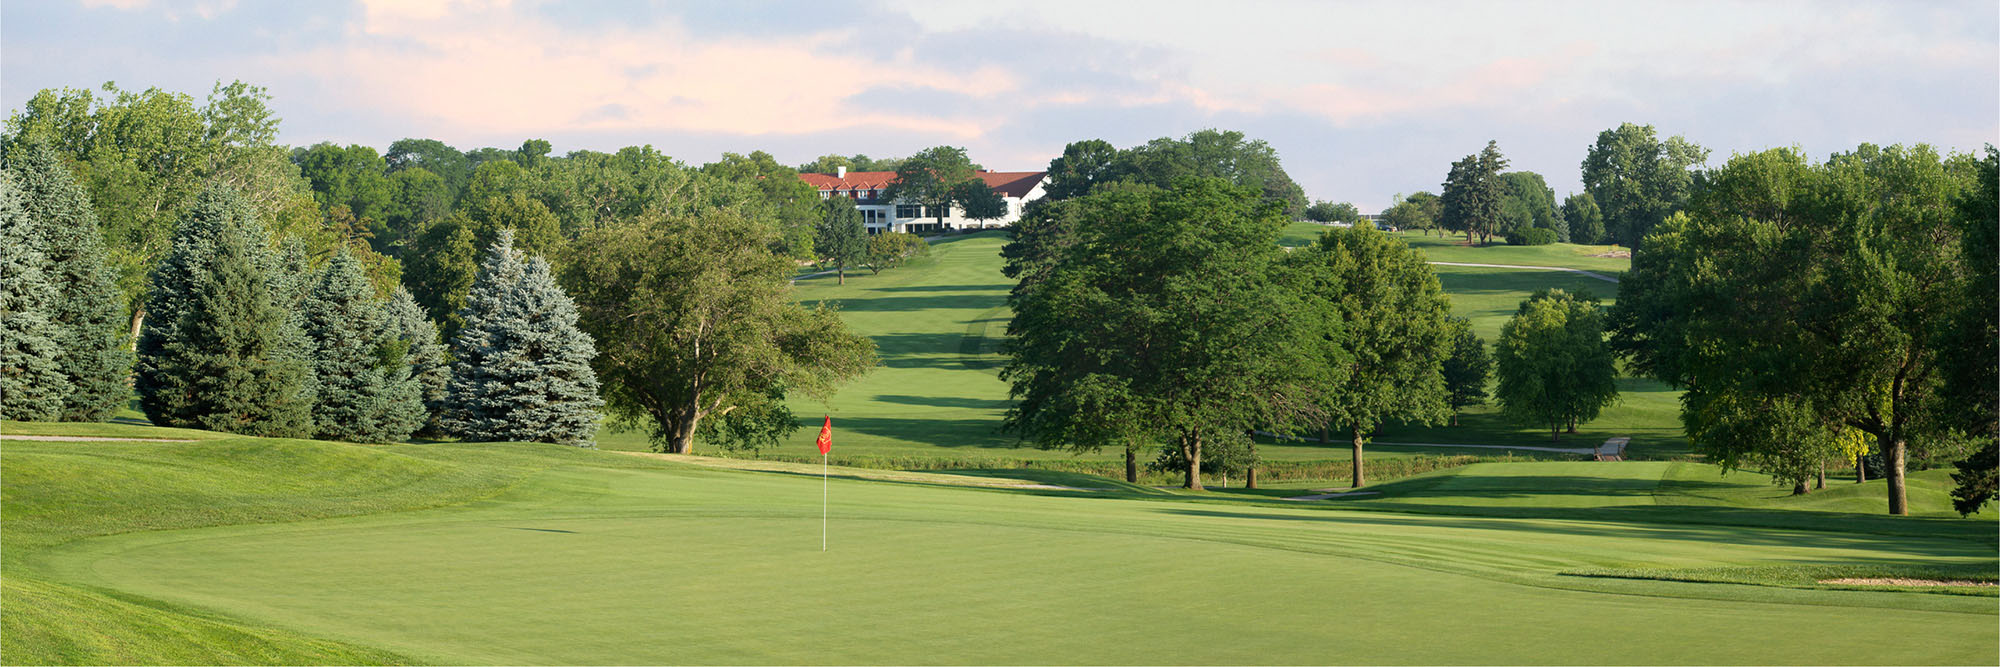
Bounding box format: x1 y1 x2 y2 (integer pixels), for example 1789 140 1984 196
3 0 1995 212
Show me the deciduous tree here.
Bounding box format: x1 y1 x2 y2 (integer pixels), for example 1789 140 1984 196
1289 225 1453 487
1441 317 1490 426
1581 123 1706 248
815 196 867 284
1496 289 1618 442
1611 145 1987 514
563 210 876 454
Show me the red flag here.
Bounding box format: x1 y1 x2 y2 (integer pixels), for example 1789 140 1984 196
815 415 832 455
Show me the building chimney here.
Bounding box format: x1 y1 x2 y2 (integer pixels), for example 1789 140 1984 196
837 166 847 178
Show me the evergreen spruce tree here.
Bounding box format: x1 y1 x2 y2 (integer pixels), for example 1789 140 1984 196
153 224 313 436
270 239 321 412
136 185 308 433
0 173 72 420
301 252 425 443
385 286 451 437
7 143 130 421
444 230 603 445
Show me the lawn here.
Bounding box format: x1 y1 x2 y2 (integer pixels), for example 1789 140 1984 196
3 429 1993 665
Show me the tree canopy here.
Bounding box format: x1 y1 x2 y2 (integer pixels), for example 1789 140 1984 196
1609 144 1991 514
1003 178 1314 487
1495 288 1618 442
563 209 876 454
1286 225 1454 487
1581 123 1707 248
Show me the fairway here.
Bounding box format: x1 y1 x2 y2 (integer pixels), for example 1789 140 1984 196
10 436 1995 665
593 228 1689 476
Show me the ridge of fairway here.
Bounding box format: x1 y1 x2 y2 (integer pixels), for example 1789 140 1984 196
609 450 1130 492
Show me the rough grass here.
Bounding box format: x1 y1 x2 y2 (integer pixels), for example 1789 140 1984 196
7 427 1994 664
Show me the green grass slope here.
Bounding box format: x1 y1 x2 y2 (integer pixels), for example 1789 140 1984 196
6 427 1995 665
602 228 1679 472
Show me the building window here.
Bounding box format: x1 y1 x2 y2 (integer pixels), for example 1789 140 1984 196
925 204 948 218
895 203 922 218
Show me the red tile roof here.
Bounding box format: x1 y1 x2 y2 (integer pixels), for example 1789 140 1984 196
797 170 1046 199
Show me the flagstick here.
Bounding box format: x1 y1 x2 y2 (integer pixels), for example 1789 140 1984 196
821 451 828 552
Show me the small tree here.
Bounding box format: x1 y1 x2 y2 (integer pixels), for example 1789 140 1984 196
866 232 928 274
1495 289 1618 441
1950 441 1997 516
1560 192 1604 245
882 146 1002 232
302 252 425 443
0 172 71 420
1304 200 1362 224
443 230 603 446
815 196 867 284
1441 317 1490 426
563 210 876 454
1381 192 1440 235
8 143 130 421
385 286 450 437
1289 225 1454 488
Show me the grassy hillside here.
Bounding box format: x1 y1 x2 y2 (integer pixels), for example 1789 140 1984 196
595 228 1685 476
3 427 1992 665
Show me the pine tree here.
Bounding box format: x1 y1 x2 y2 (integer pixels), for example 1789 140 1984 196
385 286 451 437
0 172 72 420
6 143 130 421
302 251 425 443
136 185 309 434
444 230 602 445
153 224 313 437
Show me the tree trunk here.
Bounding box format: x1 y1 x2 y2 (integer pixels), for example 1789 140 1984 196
1791 481 1808 496
1856 452 1868 483
1246 437 1258 490
128 308 145 350
837 264 845 285
1124 444 1137 484
1551 423 1560 443
1450 411 1459 427
1816 460 1826 490
1183 431 1203 491
1319 426 1329 446
662 403 701 454
1351 426 1366 489
1883 433 1908 515
1567 418 1577 434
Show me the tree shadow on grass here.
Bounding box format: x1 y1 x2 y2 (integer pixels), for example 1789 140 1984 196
1159 504 1998 550
874 395 1013 410
819 295 1005 313
866 284 1008 293
808 415 1016 450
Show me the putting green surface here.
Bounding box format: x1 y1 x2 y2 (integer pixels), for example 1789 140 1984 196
9 436 1993 665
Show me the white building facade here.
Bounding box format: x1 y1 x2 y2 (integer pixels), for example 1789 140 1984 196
798 167 1048 235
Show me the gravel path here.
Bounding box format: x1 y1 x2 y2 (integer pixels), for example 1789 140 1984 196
1426 261 1620 283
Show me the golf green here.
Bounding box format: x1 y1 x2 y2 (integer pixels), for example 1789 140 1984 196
30 443 1996 665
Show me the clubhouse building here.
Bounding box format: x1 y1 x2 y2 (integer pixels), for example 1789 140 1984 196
797 167 1048 234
